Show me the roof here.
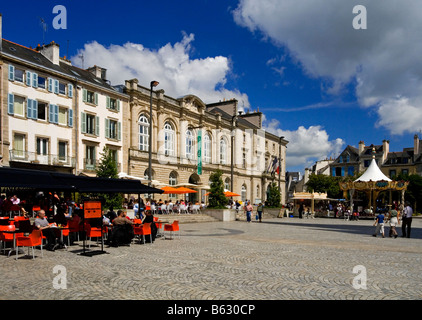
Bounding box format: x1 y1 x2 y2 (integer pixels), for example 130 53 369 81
1 39 125 95
354 159 391 182
0 167 164 194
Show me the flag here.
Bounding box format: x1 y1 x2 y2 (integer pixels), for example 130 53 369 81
269 157 278 174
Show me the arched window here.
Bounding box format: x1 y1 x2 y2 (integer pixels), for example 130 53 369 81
169 171 178 186
241 184 247 203
144 168 154 180
220 138 227 165
164 122 175 156
138 114 149 151
203 133 211 164
224 177 231 191
185 129 195 159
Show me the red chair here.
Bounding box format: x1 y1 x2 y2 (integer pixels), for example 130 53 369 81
134 222 152 244
0 225 15 254
164 220 180 240
85 224 104 248
15 229 43 260
155 220 163 237
68 219 80 242
133 219 142 225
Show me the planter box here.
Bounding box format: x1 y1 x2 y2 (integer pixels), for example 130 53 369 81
204 208 236 221
265 208 288 218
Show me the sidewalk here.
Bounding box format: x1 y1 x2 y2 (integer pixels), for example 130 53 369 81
0 217 421 300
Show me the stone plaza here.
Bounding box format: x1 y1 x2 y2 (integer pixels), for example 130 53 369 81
0 216 421 301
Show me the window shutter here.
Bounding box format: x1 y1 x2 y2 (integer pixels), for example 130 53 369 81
341 167 345 177
94 93 98 105
82 89 87 102
26 71 32 86
81 112 87 133
68 109 73 127
95 116 100 136
117 99 121 112
32 73 38 88
8 93 14 114
49 104 54 123
106 96 110 109
332 167 336 177
68 84 73 98
8 65 15 81
54 80 59 94
54 105 59 123
33 100 38 119
118 121 121 141
105 118 110 138
27 99 33 119
48 78 53 92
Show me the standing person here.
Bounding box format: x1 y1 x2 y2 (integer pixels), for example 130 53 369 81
142 210 157 243
257 202 264 222
387 205 400 238
244 201 253 223
401 202 413 238
299 203 304 219
372 211 385 238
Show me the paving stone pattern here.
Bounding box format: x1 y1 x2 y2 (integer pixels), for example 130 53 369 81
0 217 421 300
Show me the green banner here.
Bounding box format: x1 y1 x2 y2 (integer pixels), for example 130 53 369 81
197 129 202 175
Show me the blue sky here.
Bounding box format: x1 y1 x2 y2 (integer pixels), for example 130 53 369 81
2 0 420 173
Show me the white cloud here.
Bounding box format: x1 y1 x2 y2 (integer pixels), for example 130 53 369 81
264 118 344 170
233 0 422 135
71 33 250 107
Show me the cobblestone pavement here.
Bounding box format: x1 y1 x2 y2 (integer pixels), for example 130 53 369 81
0 217 421 300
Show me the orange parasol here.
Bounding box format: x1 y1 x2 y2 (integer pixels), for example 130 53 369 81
174 187 197 194
160 186 180 194
205 191 241 197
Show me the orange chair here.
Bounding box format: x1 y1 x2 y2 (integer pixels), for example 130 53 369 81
164 220 180 240
68 219 80 242
15 229 43 260
133 219 142 225
155 220 163 237
0 225 16 254
85 224 104 248
134 222 152 244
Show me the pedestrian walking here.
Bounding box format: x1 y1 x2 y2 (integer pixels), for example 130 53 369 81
244 201 253 223
257 202 263 222
387 206 399 238
373 211 385 238
401 202 413 238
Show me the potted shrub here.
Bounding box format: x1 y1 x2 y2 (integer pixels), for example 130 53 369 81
204 170 235 221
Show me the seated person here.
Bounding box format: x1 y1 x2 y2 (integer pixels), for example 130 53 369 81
142 210 157 243
109 210 134 247
34 210 62 251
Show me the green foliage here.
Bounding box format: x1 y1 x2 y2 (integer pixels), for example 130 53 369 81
266 182 281 208
208 170 229 209
393 174 422 211
305 174 343 199
95 146 123 209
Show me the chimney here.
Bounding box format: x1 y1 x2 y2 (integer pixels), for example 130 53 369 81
358 140 365 155
87 65 107 80
37 41 60 65
414 134 419 156
382 139 389 163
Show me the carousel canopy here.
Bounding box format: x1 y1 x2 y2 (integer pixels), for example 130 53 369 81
355 158 391 182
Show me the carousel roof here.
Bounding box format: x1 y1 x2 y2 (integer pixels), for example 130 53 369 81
354 158 391 182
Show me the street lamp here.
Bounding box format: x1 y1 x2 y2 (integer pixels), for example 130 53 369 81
148 80 159 188
230 114 239 192
278 136 284 203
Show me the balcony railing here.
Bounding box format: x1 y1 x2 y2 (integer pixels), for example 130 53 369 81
9 150 76 167
83 158 121 172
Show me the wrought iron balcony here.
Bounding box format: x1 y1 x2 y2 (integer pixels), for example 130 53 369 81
9 150 76 167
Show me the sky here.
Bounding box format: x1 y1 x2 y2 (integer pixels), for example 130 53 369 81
1 0 421 174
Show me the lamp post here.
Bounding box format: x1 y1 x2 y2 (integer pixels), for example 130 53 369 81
230 114 239 192
148 80 159 188
278 136 284 203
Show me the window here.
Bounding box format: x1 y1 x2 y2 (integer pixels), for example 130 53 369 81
13 133 26 158
348 166 355 176
38 76 46 89
13 95 25 117
36 138 49 156
164 122 175 156
81 113 99 136
58 107 67 125
37 102 47 120
185 129 194 159
138 115 149 151
169 171 178 198
14 68 24 82
83 89 98 105
219 138 227 164
389 170 396 178
402 169 409 176
105 119 121 140
203 133 211 164
364 160 371 167
241 185 247 203
85 145 96 170
107 97 120 111
224 178 230 191
242 152 246 168
59 82 66 95
58 141 67 161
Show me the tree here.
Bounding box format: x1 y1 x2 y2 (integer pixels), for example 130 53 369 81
208 170 229 209
266 182 281 208
95 146 123 209
305 174 342 199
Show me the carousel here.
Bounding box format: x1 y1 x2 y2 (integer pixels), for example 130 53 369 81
339 148 409 214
